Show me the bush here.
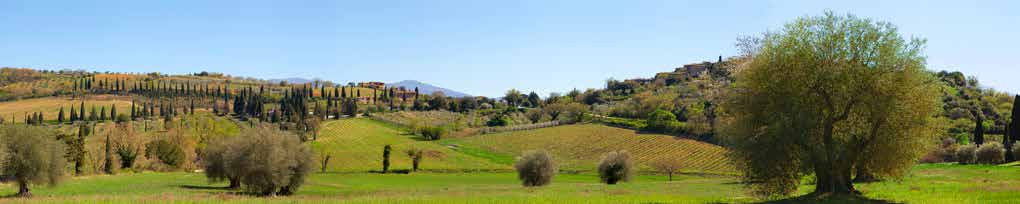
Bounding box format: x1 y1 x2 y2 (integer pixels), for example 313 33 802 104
920 138 958 163
1 126 66 197
421 126 446 141
202 125 315 196
514 150 557 187
145 140 186 169
975 143 1005 164
598 150 633 184
956 144 977 164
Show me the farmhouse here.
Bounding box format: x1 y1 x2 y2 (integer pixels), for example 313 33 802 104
358 81 385 90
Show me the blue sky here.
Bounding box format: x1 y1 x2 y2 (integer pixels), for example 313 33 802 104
1 0 1017 97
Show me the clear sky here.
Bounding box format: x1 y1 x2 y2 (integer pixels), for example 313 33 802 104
1 0 1017 97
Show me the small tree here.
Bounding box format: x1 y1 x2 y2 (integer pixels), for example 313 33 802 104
514 150 557 187
956 144 978 165
651 158 683 181
382 145 392 173
1 126 67 197
406 147 424 172
598 151 633 185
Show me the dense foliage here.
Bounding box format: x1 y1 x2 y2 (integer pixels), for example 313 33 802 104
721 12 941 196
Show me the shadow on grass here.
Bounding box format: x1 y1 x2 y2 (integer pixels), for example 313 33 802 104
753 194 899 204
178 184 234 191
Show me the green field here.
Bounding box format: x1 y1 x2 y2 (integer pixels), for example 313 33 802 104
310 118 507 172
0 164 1017 203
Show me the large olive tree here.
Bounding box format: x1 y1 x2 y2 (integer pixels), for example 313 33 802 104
721 12 941 196
1 126 67 197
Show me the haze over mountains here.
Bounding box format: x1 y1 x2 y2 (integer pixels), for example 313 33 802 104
387 80 471 98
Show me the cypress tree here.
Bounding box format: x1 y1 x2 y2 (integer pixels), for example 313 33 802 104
1007 95 1020 162
104 134 114 174
58 107 66 123
70 106 77 121
79 102 86 121
100 106 107 121
974 113 984 145
110 105 117 120
382 145 392 173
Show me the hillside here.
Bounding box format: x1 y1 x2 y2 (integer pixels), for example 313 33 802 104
445 124 734 174
0 95 133 123
310 118 507 172
388 80 471 97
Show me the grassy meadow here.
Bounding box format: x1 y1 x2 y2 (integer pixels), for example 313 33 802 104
0 164 1016 203
310 118 506 172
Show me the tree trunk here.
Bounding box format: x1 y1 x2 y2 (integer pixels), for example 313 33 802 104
17 181 31 197
668 172 673 181
412 160 419 172
813 164 858 195
853 164 878 183
228 178 241 189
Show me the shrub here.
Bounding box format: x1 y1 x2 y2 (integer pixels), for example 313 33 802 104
598 150 633 184
514 150 557 187
145 140 186 169
202 125 315 196
956 144 977 164
1 126 66 197
975 143 1005 164
421 126 446 141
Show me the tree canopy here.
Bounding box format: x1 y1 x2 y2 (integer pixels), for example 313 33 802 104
721 12 942 196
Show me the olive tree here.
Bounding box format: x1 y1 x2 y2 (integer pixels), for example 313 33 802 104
202 125 315 196
597 151 633 184
514 150 557 187
1 126 67 197
721 12 941 196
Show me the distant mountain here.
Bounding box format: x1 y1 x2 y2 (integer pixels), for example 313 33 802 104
388 80 471 97
267 77 314 84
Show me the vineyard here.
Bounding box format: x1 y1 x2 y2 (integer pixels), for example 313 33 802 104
447 124 735 174
310 118 508 172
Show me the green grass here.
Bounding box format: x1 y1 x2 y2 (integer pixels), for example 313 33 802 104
0 164 1018 203
310 118 507 172
0 171 747 203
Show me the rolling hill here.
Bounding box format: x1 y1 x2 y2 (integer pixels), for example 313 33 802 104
444 124 735 174
310 118 507 173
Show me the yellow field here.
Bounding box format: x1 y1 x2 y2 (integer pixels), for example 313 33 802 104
0 95 134 123
448 124 735 174
310 118 507 172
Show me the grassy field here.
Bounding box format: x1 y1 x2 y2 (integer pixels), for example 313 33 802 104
0 164 1017 203
444 124 734 174
309 118 507 172
0 95 133 124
